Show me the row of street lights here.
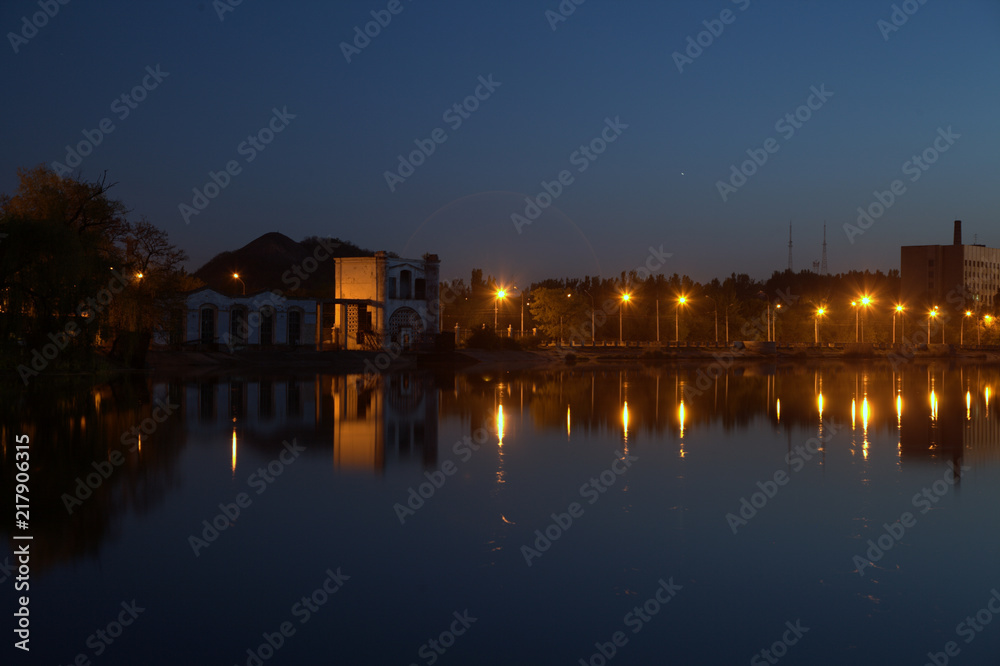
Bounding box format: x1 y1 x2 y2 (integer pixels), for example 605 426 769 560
822 297 994 345
495 287 997 346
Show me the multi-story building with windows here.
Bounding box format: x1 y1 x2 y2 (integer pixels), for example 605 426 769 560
900 221 1000 311
333 251 440 350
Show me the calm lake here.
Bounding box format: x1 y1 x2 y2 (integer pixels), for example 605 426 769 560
5 360 1000 665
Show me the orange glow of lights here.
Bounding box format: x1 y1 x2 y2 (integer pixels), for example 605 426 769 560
851 398 856 427
776 398 780 423
622 293 631 303
896 394 902 428
566 404 571 440
966 390 971 420
895 304 905 313
930 391 938 421
817 393 824 420
497 404 505 446
678 400 685 439
231 428 237 475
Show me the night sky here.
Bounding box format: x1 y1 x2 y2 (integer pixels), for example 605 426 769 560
3 0 998 285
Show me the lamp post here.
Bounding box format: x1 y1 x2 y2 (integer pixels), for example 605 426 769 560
704 295 718 343
619 293 631 345
563 293 573 344
583 289 595 345
494 288 507 331
232 272 246 295
676 295 687 344
521 289 525 337
859 296 872 342
851 301 857 342
773 303 781 342
962 311 973 346
893 304 904 344
928 307 938 340
814 307 825 345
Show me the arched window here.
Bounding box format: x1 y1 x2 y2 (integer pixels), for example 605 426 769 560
288 309 302 346
230 306 247 345
259 306 274 346
200 307 216 344
400 270 412 299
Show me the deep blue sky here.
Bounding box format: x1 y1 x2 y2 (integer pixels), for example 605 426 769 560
3 0 998 285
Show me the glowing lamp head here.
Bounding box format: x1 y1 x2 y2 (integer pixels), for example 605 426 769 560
677 295 686 305
861 296 871 306
895 304 904 313
497 289 507 299
965 311 973 317
622 293 631 303
233 273 240 279
816 307 825 316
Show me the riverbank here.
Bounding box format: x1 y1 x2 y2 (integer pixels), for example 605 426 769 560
138 344 1000 377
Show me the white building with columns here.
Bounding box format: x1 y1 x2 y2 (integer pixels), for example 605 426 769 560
175 287 320 349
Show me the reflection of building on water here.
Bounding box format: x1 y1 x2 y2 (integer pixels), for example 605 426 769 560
331 374 438 471
884 366 1000 465
183 374 438 473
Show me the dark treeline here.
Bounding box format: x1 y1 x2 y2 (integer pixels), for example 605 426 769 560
435 266 998 345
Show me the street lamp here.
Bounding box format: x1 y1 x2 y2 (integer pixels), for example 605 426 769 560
494 288 507 331
928 307 938 340
962 310 973 346
676 295 687 344
232 272 246 295
704 295 718 343
859 295 872 342
619 292 631 344
893 304 904 344
773 303 781 342
814 307 825 345
582 289 596 344
851 296 872 342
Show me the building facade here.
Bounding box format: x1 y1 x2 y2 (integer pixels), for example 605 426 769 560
901 221 1000 311
171 287 320 349
332 252 440 350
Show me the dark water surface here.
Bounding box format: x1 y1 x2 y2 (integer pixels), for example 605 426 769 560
4 361 1000 665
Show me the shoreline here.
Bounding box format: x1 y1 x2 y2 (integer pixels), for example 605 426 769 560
140 344 1000 377
11 345 999 387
